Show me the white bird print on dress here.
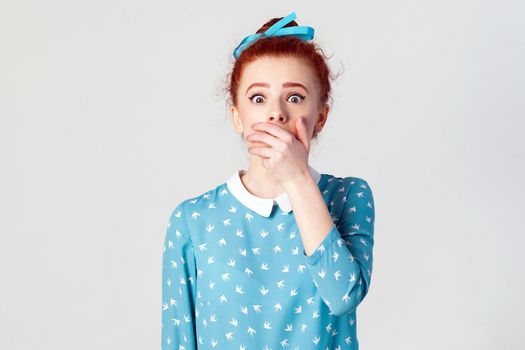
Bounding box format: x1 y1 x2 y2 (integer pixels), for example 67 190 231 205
191 211 200 219
259 229 269 238
342 293 351 303
272 245 281 253
334 270 342 281
208 202 216 209
217 238 227 246
276 223 285 231
349 272 357 282
206 224 214 232
235 285 244 294
227 205 236 213
223 218 231 226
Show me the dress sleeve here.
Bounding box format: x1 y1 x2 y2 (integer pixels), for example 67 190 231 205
161 201 198 350
303 177 375 316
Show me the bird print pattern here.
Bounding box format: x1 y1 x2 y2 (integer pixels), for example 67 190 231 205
161 173 375 349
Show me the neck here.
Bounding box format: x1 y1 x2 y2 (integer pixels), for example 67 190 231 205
240 156 286 199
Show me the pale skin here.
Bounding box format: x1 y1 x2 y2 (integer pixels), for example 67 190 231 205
230 56 336 256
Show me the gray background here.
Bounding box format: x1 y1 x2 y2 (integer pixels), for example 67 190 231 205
1 1 524 349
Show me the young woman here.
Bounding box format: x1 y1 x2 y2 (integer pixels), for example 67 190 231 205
161 12 375 350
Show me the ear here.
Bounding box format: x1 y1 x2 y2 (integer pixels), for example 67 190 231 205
230 105 243 134
313 104 330 137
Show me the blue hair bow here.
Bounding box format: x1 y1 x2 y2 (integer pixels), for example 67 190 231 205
233 11 315 60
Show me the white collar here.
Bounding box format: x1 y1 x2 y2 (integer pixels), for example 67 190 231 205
226 165 322 217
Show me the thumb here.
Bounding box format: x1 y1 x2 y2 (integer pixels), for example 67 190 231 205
295 117 310 153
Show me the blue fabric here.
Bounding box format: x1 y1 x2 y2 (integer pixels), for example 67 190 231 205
233 11 315 59
161 173 375 349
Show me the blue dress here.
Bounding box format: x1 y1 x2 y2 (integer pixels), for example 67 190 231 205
161 165 375 349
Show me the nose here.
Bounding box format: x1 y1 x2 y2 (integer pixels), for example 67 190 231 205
267 111 288 124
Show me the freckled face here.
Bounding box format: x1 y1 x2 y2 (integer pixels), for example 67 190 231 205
232 56 321 144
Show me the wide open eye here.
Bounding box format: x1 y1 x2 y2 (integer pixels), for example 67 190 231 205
287 93 306 103
248 94 265 104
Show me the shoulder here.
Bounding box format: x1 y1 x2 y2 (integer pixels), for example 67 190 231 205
167 181 227 221
321 173 373 195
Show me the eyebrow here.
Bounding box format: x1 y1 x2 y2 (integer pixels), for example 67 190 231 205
245 82 309 95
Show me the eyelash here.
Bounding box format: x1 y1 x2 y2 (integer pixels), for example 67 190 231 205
248 93 306 104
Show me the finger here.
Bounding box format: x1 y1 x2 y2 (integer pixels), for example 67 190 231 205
251 122 292 140
246 131 280 149
247 146 273 159
295 117 310 152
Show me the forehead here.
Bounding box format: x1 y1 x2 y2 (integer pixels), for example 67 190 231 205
240 56 316 87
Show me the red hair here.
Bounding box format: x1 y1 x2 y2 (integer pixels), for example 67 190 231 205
224 16 342 138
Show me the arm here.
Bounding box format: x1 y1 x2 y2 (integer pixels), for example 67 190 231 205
286 175 375 316
161 201 198 350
